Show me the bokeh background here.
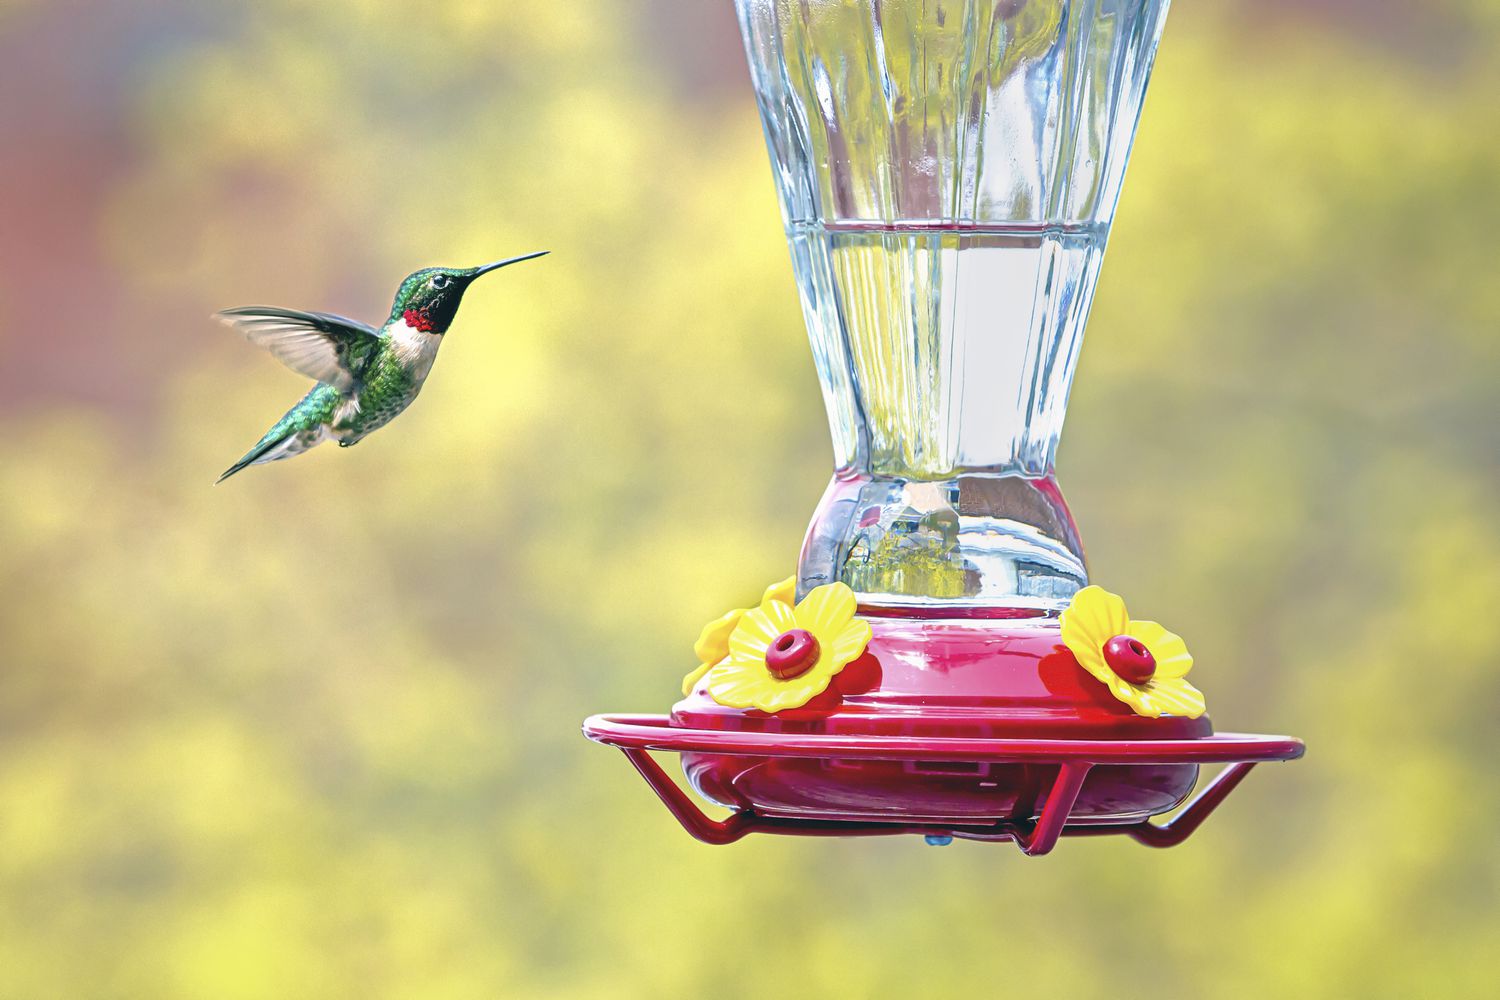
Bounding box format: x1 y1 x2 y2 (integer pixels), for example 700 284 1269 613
2 0 1498 996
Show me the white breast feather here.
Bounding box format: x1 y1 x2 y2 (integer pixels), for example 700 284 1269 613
389 317 442 376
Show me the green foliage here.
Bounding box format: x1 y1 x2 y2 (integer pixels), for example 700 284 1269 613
2 1 1497 996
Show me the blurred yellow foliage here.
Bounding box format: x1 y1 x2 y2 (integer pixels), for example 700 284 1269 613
1 0 1498 997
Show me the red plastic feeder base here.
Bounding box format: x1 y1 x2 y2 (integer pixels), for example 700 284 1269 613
584 615 1303 855
583 715 1302 855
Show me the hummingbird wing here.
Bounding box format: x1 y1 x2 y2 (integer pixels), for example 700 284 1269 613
216 306 382 391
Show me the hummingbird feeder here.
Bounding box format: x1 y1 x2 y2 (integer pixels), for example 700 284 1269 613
583 0 1303 855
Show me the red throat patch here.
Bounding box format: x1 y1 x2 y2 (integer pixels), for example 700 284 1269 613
402 308 435 332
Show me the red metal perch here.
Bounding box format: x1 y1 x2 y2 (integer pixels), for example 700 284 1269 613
584 714 1303 856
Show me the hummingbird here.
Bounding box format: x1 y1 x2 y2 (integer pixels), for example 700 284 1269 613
215 252 547 483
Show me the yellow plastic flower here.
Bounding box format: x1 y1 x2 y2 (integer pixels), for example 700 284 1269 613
680 661 714 697
705 582 872 713
682 576 795 695
1059 585 1205 719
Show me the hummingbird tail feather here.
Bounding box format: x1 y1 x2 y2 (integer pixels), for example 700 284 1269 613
216 426 334 483
216 385 339 484
216 432 292 484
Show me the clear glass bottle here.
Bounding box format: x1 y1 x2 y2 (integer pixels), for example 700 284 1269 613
734 0 1172 608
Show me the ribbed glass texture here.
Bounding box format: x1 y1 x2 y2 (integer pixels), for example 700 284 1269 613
736 0 1170 478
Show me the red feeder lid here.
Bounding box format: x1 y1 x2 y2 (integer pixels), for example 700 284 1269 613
672 614 1212 742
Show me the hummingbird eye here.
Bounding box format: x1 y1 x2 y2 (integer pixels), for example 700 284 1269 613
430 274 450 289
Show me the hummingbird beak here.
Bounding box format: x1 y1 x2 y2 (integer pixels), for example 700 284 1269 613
468 251 549 280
